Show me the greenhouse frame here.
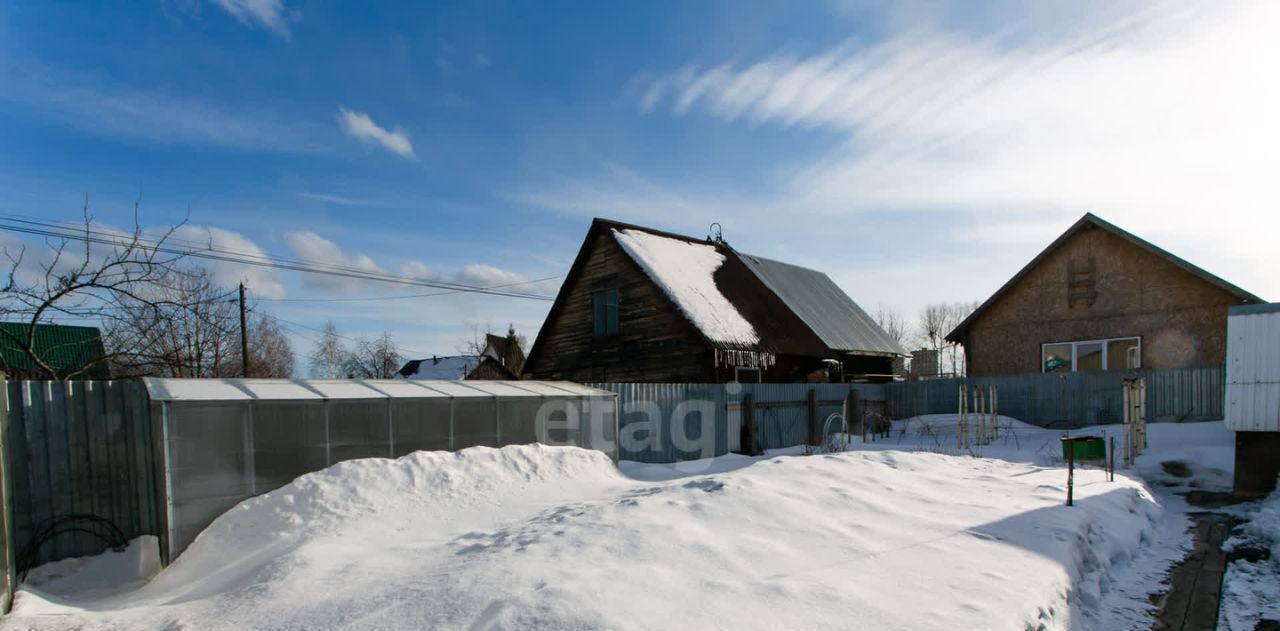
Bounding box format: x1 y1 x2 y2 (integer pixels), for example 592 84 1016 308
144 378 618 559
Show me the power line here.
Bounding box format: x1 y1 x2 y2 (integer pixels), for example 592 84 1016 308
266 312 435 359
256 275 563 303
0 215 557 302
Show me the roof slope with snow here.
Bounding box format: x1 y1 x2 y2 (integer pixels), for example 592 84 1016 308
613 228 759 347
739 254 908 356
397 355 482 380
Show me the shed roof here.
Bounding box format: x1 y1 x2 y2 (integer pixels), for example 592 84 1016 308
738 254 908 356
144 378 613 401
946 212 1265 342
0 322 109 379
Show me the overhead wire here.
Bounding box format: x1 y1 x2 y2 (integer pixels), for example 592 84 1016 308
0 214 557 302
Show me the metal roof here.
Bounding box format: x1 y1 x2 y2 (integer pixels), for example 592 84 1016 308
143 378 615 401
0 322 109 379
737 254 908 356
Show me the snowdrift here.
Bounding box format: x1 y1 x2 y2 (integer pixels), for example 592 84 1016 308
6 432 1184 630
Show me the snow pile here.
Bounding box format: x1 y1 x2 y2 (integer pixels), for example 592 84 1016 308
1219 485 1280 630
17 536 161 609
1130 420 1235 491
4 436 1179 631
612 228 758 346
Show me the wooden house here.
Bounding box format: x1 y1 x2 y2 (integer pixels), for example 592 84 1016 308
947 213 1264 377
523 219 907 383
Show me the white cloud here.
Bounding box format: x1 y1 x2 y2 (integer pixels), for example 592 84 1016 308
400 260 441 282
455 264 526 288
171 225 287 298
337 108 416 159
285 230 386 291
0 58 325 153
619 1 1280 300
211 0 300 39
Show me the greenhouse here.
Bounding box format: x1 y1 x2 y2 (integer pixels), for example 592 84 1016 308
144 378 618 559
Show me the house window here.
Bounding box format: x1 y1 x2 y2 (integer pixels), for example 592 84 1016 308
592 289 619 338
734 367 761 383
1041 337 1141 373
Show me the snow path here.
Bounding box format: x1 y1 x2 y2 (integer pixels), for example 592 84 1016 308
3 421 1226 631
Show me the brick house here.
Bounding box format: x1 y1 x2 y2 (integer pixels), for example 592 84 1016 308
947 213 1264 377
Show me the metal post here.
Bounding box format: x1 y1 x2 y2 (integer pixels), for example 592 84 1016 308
744 393 757 455
807 388 818 446
238 282 250 378
1066 440 1075 506
1109 435 1115 482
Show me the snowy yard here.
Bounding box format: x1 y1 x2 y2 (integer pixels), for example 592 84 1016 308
2 417 1238 630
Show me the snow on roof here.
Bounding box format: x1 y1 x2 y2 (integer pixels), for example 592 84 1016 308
612 228 758 347
145 378 614 401
400 356 482 380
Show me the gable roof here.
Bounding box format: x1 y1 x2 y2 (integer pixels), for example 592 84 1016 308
738 254 908 356
524 218 906 370
397 355 517 381
0 322 109 379
946 212 1265 342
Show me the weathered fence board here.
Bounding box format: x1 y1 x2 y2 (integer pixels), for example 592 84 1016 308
1 381 159 572
588 383 884 463
882 365 1225 426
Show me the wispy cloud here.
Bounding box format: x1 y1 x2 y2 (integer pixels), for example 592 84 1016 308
211 0 300 39
610 1 1280 300
0 59 326 153
337 108 416 159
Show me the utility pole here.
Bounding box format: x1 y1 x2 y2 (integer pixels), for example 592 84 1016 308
239 282 249 378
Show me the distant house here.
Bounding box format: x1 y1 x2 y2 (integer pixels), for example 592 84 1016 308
397 355 517 381
947 213 1264 377
397 331 527 381
523 219 907 383
0 322 110 380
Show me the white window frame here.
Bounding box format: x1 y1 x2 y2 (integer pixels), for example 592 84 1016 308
1040 336 1142 373
733 367 762 383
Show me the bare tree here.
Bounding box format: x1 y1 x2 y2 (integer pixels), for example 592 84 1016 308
308 321 348 378
103 266 239 378
241 312 294 378
1 205 196 379
914 301 980 377
345 332 401 379
875 305 908 349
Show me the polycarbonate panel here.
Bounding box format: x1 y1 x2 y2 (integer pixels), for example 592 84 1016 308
362 380 451 398
497 399 542 445
391 399 452 456
463 382 541 398
146 378 249 401
237 379 323 400
252 401 328 490
414 381 491 398
328 400 391 461
451 399 499 448
307 380 386 399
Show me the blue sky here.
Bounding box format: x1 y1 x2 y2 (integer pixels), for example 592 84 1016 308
2 1 1277 367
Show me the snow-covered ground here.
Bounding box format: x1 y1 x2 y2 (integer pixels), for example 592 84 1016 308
2 417 1232 630
1219 488 1280 630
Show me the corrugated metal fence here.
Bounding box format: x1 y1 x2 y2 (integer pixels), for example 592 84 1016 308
882 365 1225 426
587 383 885 462
0 380 159 587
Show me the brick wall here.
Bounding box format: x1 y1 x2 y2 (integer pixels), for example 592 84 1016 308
965 225 1242 376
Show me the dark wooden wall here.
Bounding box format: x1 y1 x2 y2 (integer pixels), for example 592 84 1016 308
961 226 1249 376
524 231 715 382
